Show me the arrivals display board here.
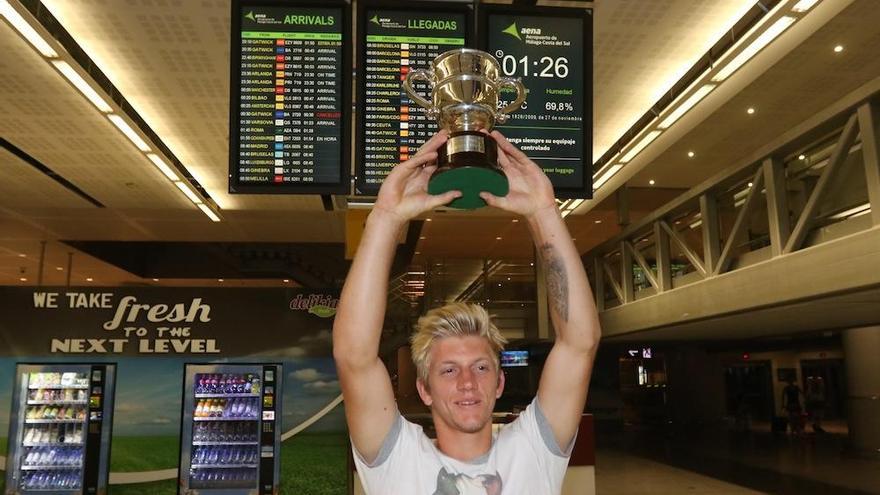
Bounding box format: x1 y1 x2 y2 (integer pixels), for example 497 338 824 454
229 1 351 194
481 7 592 198
356 2 471 195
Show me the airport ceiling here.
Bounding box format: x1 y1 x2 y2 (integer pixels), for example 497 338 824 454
2 0 879 292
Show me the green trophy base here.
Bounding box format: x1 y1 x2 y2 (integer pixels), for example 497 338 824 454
429 131 508 209
428 166 509 210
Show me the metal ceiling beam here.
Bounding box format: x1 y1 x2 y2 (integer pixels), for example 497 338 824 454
857 101 880 226
714 167 765 275
660 220 706 277
762 156 790 257
785 113 859 254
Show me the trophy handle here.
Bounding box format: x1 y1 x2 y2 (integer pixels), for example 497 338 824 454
496 77 527 124
403 68 438 119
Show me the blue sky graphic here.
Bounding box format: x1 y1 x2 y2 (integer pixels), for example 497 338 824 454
0 356 345 439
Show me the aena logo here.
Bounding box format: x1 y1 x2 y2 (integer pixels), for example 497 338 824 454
502 22 522 41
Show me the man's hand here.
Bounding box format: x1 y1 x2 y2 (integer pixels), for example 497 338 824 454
373 131 461 221
479 130 556 218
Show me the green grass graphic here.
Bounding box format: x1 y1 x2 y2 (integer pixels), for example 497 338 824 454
1 433 349 494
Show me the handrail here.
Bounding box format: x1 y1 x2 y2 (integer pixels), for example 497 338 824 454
585 77 880 312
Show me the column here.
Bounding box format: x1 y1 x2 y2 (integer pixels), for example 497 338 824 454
842 326 880 454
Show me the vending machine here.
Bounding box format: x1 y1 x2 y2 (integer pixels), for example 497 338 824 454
178 364 282 495
4 363 116 495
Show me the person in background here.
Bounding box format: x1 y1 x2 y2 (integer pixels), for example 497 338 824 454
781 378 804 436
805 376 826 433
333 130 601 494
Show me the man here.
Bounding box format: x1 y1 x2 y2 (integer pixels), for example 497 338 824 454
333 130 601 494
782 378 804 436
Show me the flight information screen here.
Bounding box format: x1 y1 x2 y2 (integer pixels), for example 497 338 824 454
483 8 592 197
356 3 470 195
230 1 350 194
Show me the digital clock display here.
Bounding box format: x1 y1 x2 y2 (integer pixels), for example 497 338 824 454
483 9 592 197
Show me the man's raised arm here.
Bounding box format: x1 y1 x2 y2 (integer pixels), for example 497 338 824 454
333 132 459 462
481 131 601 450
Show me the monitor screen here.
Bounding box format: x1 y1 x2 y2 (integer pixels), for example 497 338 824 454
482 7 592 198
229 1 351 194
356 2 470 195
501 350 529 367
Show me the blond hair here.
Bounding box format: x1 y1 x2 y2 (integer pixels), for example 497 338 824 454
410 302 507 384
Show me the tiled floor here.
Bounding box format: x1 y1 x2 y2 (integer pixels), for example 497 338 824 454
595 450 764 494
594 422 880 494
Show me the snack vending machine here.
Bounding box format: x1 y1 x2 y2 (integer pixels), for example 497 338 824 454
178 364 282 495
4 363 116 494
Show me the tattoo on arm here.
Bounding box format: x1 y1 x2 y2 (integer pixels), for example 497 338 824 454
540 243 569 322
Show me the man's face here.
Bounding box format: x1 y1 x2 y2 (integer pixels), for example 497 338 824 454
417 335 505 435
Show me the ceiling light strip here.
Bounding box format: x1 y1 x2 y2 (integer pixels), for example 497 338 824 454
711 16 797 82
50 60 113 113
593 164 623 190
146 153 179 181
657 85 716 129
0 0 57 57
175 181 203 204
619 130 662 164
791 0 821 13
559 198 585 218
107 114 151 152
2 0 221 223
591 1 788 177
197 203 221 222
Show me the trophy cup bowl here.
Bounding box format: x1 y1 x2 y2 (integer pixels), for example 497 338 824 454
403 48 526 209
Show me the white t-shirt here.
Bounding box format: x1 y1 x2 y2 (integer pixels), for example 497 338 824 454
352 399 573 495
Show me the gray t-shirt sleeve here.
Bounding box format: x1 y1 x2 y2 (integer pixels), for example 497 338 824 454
534 397 578 457
351 411 403 468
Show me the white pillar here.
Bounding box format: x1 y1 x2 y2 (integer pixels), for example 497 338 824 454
842 326 880 454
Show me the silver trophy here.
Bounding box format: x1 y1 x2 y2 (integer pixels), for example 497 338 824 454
403 48 527 209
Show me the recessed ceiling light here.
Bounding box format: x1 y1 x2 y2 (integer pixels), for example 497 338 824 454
497 283 502 287
687 151 695 158
649 179 656 185
283 279 290 283
512 219 519 223
19 277 27 282
507 277 511 281
496 237 502 240
415 251 421 255
419 236 426 240
425 218 432 222
152 278 159 282
218 278 224 282
56 267 63 271
530 262 534 266
798 154 806 160
833 45 844 53
748 182 753 187
746 107 756 115
595 220 602 224
18 253 26 258
86 277 93 282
